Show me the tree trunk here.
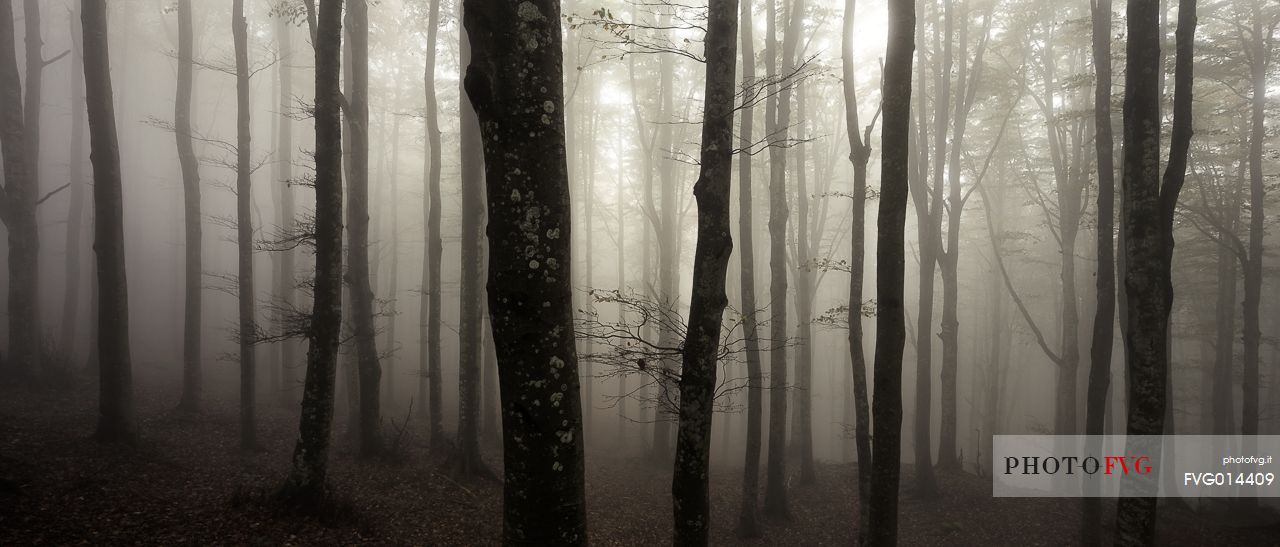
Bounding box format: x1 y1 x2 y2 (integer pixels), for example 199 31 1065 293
1115 0 1194 542
653 8 677 462
343 0 382 459
420 0 444 449
1241 5 1271 441
232 0 258 450
763 0 799 518
842 0 874 540
791 78 816 486
869 0 914 542
672 1 738 542
735 0 764 536
275 4 299 407
461 0 588 542
174 0 203 413
81 0 135 443
0 1 38 379
451 7 489 476
1082 0 1116 542
61 4 87 366
281 0 343 504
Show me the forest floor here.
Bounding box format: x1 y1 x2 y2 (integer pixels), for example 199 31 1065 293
2 376 1279 546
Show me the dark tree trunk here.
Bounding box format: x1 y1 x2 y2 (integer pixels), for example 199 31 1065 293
1083 0 1116 542
0 1 38 379
1241 4 1273 441
345 0 383 459
653 9 677 463
175 0 203 413
275 5 299 406
1115 0 1194 543
420 0 444 449
61 4 87 366
233 0 258 451
81 0 135 443
462 0 588 542
281 0 344 504
842 0 874 540
869 0 914 542
763 0 800 518
450 7 489 476
672 0 738 542
735 0 764 536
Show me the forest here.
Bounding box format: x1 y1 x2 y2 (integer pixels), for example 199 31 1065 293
0 0 1278 544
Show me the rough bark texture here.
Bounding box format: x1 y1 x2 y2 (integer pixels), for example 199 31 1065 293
1241 2 1273 441
461 0 588 543
81 0 135 443
1115 0 1194 543
735 0 763 536
869 0 914 542
842 0 873 539
233 0 257 450
282 0 343 503
0 0 39 379
175 0 203 413
345 0 383 459
1082 0 1115 542
420 0 444 449
672 1 737 542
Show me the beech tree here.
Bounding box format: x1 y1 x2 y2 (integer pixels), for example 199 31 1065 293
461 0 588 542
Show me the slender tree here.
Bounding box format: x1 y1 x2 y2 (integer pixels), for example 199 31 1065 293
1115 0 1195 542
61 2 88 366
1083 0 1116 542
282 0 344 503
735 0 764 536
175 0 203 413
420 0 445 449
869 0 915 542
232 0 258 450
462 0 588 541
0 1 38 379
81 0 135 442
274 0 299 406
842 0 875 538
672 0 738 542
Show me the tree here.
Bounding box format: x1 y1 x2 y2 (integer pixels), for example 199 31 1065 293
0 1 39 378
232 0 258 450
420 0 445 450
763 0 801 517
672 0 738 542
61 1 89 368
345 0 383 459
81 0 135 443
273 0 300 406
869 0 914 542
451 0 489 476
735 0 764 536
1083 0 1116 542
281 0 344 504
842 0 876 538
462 0 588 542
175 0 203 413
1114 0 1195 542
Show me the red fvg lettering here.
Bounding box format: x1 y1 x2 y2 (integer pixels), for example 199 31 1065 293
1104 456 1152 475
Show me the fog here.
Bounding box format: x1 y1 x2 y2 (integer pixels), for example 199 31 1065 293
1 0 1278 544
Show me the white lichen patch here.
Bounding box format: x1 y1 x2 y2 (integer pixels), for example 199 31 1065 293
517 2 545 21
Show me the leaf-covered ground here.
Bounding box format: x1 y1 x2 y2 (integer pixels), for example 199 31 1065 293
1 377 1277 545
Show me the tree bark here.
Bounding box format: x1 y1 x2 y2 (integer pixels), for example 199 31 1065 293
1241 2 1273 441
1115 0 1194 542
232 0 258 450
81 0 135 443
282 0 343 503
461 0 588 542
175 0 203 413
672 0 738 542
275 3 299 407
61 4 88 368
869 0 914 542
